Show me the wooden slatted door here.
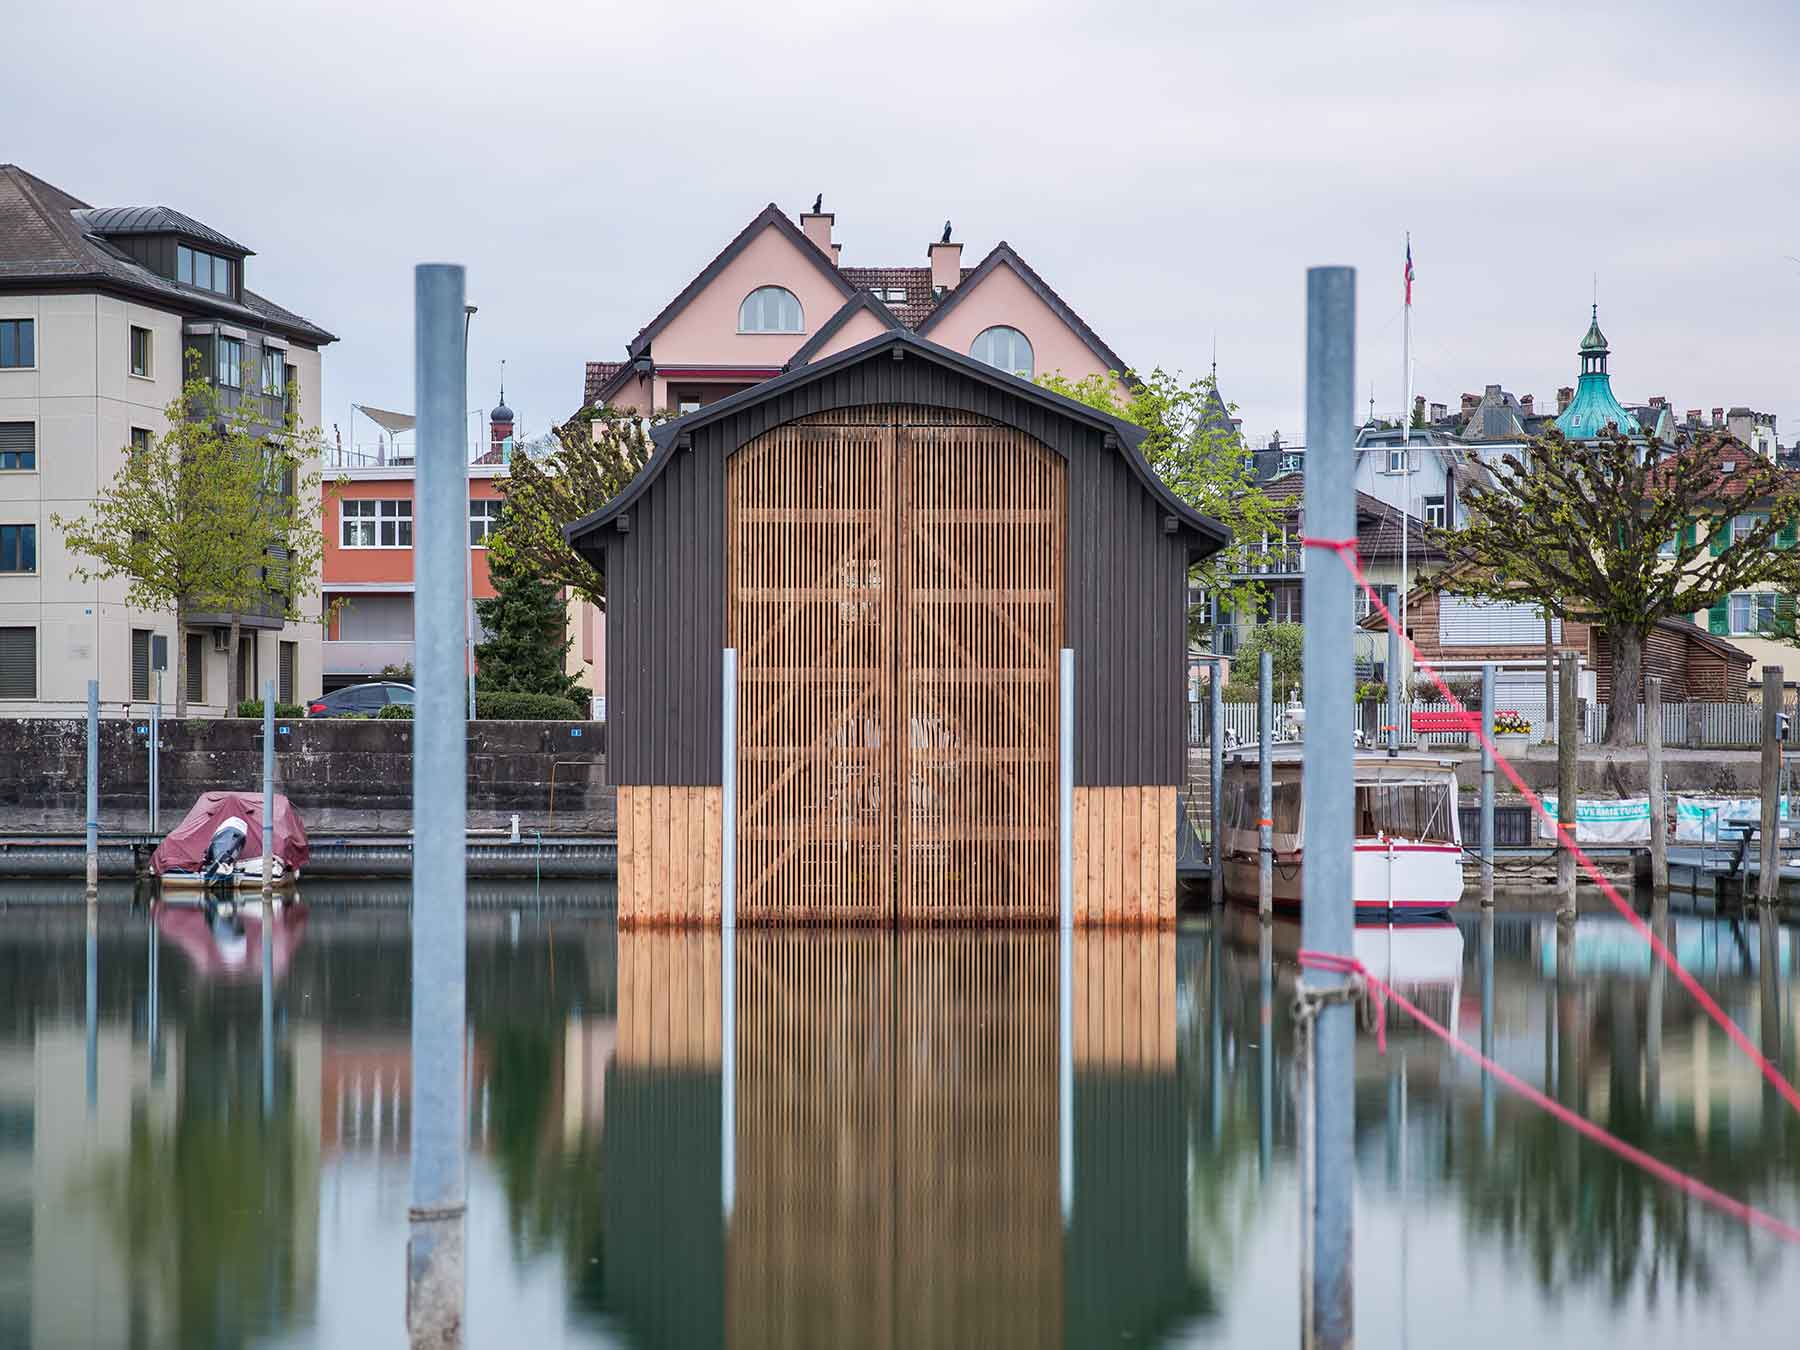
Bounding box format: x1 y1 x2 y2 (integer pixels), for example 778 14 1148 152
728 407 1065 924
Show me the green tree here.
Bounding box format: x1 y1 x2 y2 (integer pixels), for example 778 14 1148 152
1037 368 1281 642
1434 429 1800 744
487 405 666 612
474 557 588 712
51 354 329 715
1221 622 1304 701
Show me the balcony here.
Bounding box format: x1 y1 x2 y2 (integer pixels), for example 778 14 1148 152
1230 546 1305 578
324 639 414 676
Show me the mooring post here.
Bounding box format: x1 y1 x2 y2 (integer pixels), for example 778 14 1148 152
1646 675 1667 893
408 263 468 1349
1480 662 1495 906
1258 646 1273 919
1210 667 1224 908
1759 665 1783 904
85 679 99 901
1557 654 1578 920
1299 263 1356 1350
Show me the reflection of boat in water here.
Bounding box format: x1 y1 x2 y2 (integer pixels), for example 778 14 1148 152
1218 746 1464 913
151 791 309 890
152 896 308 981
1223 906 1465 1037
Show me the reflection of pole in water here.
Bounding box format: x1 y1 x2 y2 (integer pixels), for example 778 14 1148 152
1258 921 1272 1177
1208 921 1223 1142
1759 907 1783 1132
85 906 97 1114
1479 910 1494 1147
148 908 162 1083
1556 924 1580 1176
261 913 275 1117
1646 913 1665 1122
722 916 736 1221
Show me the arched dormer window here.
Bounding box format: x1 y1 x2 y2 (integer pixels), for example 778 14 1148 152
738 286 804 334
970 326 1034 378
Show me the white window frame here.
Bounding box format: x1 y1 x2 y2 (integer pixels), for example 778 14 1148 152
128 324 154 380
737 286 805 334
340 498 413 549
469 498 503 547
0 418 38 473
260 348 285 397
1423 496 1446 529
0 522 36 575
0 317 36 372
969 325 1034 378
216 336 243 389
1729 591 1778 636
1386 446 1410 475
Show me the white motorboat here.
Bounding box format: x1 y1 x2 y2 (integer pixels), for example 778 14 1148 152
1218 745 1465 913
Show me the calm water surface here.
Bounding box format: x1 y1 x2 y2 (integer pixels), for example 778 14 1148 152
0 882 1796 1348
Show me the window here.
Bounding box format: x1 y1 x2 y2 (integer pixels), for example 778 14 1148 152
0 319 33 369
677 398 700 415
129 427 152 459
969 326 1033 377
283 363 297 413
279 641 296 705
1730 592 1778 636
177 244 233 295
341 498 412 548
738 286 804 333
875 286 909 303
186 632 205 703
1386 447 1410 474
131 629 151 702
0 627 34 699
469 498 503 546
129 325 152 378
261 349 284 396
237 637 258 701
216 336 242 388
0 525 35 573
1279 452 1304 476
1423 495 1446 529
0 423 34 471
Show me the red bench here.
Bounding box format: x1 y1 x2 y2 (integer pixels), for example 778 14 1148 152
1410 710 1518 735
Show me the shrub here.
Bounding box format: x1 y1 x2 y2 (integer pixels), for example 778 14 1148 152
377 662 415 682
476 690 588 720
1492 711 1533 736
377 703 414 720
236 699 307 719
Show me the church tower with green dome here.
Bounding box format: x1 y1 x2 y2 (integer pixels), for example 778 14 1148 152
1552 304 1640 440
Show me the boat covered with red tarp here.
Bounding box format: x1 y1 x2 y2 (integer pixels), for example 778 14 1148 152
151 790 309 887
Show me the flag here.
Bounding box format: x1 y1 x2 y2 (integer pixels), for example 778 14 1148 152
1404 236 1414 307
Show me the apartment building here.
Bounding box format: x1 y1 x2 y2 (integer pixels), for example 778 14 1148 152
0 165 333 713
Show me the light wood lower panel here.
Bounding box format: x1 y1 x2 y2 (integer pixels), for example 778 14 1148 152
617 785 723 928
1073 787 1176 927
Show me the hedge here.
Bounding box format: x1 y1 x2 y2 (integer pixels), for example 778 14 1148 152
476 691 587 720
236 700 308 719
377 703 414 720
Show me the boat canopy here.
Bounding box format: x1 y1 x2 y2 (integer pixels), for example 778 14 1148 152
151 791 310 877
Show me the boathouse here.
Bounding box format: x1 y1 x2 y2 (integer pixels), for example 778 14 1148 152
566 330 1229 926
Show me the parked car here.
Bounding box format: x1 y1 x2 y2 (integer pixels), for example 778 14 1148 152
306 682 414 718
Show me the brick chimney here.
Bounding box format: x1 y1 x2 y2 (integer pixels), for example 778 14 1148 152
1648 395 1667 408
929 234 963 295
1557 386 1574 413
800 210 835 259
1412 395 1425 424
1429 402 1447 422
1686 408 1703 425
1713 407 1725 426
1460 392 1479 417
1520 394 1535 416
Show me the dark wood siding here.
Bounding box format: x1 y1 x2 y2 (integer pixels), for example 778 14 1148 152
592 353 1202 788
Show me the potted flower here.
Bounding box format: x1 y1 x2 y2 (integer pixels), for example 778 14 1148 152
1492 711 1532 753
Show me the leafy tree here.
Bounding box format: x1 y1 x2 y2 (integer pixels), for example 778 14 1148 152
1221 622 1303 701
52 354 329 715
486 405 666 612
474 556 589 712
1037 368 1282 641
1432 429 1800 744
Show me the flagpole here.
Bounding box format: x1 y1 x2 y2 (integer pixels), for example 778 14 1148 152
1399 233 1413 696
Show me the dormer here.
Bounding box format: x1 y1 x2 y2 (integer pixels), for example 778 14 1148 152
73 205 253 304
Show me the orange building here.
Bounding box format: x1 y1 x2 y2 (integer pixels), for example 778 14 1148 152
319 394 603 702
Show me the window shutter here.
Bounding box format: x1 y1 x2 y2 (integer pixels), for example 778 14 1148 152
131 629 150 702
279 642 296 705
1779 520 1797 550
0 628 35 698
0 422 34 465
1679 520 1697 550
187 632 205 703
1707 599 1730 634
1779 594 1798 623
1710 517 1731 556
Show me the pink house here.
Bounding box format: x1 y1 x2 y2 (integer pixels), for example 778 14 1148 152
584 202 1132 414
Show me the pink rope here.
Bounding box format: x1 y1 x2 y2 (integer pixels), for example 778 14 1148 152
1296 949 1800 1246
1306 537 1800 1118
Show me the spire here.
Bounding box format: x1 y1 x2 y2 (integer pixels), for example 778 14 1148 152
1554 303 1637 440
490 358 513 425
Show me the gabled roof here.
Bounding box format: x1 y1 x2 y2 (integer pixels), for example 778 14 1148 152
0 164 333 345
1260 473 1444 562
72 204 250 254
914 240 1130 379
584 360 626 407
839 264 972 327
565 327 1228 553
623 202 856 360
782 291 905 370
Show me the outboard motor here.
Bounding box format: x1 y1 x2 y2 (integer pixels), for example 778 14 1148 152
203 815 250 884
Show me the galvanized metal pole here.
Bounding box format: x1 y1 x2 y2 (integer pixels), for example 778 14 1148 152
85 679 99 901
1480 663 1495 907
1299 264 1356 1350
408 263 468 1349
1259 647 1273 918
1759 665 1783 904
1386 595 1400 754
1646 675 1667 892
150 670 160 834
1210 669 1224 908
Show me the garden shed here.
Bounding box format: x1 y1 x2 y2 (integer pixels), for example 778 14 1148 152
566 329 1228 926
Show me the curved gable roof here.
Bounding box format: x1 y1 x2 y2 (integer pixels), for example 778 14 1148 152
914 240 1130 380
565 328 1228 555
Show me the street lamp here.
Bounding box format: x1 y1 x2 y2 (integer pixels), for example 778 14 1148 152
462 305 478 721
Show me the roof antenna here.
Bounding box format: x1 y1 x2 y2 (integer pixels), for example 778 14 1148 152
498 357 506 406
1210 332 1218 384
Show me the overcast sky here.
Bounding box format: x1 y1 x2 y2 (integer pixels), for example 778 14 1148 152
10 0 1798 452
